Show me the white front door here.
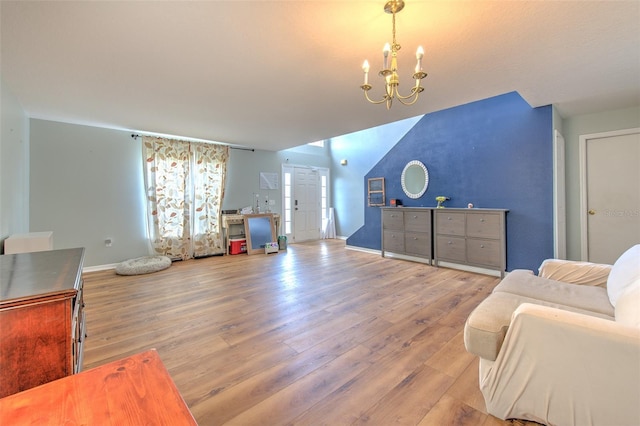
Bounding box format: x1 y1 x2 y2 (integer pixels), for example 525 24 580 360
581 128 640 264
293 167 321 242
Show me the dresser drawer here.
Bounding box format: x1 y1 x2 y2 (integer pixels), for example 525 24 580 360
383 231 404 253
466 239 501 267
405 232 431 257
436 235 466 262
435 212 465 236
404 211 430 233
382 210 404 230
466 213 501 239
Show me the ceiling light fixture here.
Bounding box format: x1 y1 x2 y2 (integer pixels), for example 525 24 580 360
360 0 427 109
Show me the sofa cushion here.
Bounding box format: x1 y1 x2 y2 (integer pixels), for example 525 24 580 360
615 282 640 327
493 270 614 317
465 291 614 361
607 244 640 307
538 259 611 287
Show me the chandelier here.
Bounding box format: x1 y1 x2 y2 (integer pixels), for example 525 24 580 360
360 0 427 109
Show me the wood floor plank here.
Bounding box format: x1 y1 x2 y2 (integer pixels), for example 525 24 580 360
425 330 476 379
417 394 487 426
81 240 540 425
223 344 380 425
352 363 455 425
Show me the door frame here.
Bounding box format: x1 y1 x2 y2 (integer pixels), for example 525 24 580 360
579 127 640 260
553 129 567 259
281 164 330 243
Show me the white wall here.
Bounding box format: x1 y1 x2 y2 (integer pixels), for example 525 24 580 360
28 119 332 267
30 120 149 266
328 116 421 237
562 106 640 260
0 79 30 247
223 143 331 219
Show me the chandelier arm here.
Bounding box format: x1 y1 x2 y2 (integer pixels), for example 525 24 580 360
398 94 418 106
363 90 390 105
395 87 423 100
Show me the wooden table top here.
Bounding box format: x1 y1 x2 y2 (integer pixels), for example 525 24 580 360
0 349 197 425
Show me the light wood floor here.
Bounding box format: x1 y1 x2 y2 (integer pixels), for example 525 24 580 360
82 239 534 425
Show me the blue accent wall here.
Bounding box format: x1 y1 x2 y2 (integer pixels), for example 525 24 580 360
347 92 554 272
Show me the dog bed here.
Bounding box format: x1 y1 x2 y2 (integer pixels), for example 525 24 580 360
115 255 172 276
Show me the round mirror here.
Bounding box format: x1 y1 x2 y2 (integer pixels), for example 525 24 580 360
401 160 429 199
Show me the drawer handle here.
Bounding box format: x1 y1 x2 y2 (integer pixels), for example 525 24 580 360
480 219 485 222
412 215 417 219
480 244 485 248
447 217 452 220
448 241 452 244
413 237 418 240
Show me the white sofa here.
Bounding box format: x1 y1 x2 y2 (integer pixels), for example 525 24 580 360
464 245 640 426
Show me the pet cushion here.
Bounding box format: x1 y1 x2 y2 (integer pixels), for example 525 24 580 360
115 256 172 275
607 245 640 307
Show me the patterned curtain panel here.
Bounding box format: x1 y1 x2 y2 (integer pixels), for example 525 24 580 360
143 136 229 260
191 141 229 257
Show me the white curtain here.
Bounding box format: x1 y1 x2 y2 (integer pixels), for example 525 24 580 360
322 207 336 239
142 136 229 260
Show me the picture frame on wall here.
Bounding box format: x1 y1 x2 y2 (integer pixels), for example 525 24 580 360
367 177 385 206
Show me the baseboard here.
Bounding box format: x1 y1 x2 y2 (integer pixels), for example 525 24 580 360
382 251 431 265
83 263 117 273
436 261 503 277
345 245 380 255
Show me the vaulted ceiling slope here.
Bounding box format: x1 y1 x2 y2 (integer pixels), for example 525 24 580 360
1 1 639 151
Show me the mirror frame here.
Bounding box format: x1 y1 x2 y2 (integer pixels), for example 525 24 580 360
243 213 276 255
401 160 429 199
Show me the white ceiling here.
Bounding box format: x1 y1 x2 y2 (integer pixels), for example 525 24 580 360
2 1 639 151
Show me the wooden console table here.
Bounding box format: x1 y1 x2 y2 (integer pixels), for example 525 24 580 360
221 213 280 255
0 349 197 425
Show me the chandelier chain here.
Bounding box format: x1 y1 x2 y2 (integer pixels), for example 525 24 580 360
391 10 400 53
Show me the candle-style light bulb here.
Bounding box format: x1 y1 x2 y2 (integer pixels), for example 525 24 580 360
383 43 391 69
415 46 424 72
362 60 370 85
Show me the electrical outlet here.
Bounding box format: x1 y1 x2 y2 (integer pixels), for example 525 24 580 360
269 199 276 206
105 238 112 247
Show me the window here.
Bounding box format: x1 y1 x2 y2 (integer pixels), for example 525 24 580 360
321 174 328 224
283 171 292 234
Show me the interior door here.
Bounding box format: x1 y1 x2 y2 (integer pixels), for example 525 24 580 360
293 167 321 242
582 129 640 264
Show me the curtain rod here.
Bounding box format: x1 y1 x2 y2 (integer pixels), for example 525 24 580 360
130 134 255 152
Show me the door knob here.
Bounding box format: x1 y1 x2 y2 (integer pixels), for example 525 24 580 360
588 209 596 215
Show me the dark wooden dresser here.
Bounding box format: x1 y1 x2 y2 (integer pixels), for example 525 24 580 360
0 247 86 397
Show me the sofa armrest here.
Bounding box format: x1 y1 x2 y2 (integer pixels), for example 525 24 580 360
538 258 611 286
480 303 640 425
